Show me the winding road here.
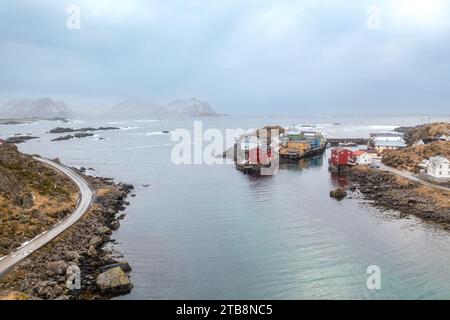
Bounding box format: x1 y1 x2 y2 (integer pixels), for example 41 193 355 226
0 157 94 277
378 163 450 192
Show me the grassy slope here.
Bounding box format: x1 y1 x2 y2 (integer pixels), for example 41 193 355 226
396 122 450 146
383 122 450 173
382 141 450 173
0 144 78 256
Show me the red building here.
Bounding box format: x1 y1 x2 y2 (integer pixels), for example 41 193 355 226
330 147 354 166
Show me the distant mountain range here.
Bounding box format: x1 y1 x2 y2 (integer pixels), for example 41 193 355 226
0 98 76 119
0 97 223 120
109 98 223 117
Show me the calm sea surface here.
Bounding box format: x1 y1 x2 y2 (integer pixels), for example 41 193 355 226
3 114 450 299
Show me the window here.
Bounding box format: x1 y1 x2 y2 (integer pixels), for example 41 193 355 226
439 171 442 176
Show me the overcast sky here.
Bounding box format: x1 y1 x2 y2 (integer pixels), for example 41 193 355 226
0 0 449 115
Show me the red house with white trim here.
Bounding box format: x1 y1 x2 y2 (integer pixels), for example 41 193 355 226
330 148 354 166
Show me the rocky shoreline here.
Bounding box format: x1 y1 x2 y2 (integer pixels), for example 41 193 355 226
346 167 450 227
0 169 135 300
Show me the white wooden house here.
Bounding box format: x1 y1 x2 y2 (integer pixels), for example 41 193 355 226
423 156 450 182
353 150 372 165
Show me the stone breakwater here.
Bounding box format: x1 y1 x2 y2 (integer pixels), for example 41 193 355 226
0 171 135 300
347 167 450 227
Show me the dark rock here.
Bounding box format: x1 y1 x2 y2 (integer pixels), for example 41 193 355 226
97 226 112 235
109 220 120 231
101 261 132 273
46 261 68 276
87 245 97 257
5 135 39 144
89 236 103 248
65 251 80 262
330 188 347 200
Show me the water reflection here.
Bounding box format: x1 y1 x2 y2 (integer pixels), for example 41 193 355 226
279 154 324 171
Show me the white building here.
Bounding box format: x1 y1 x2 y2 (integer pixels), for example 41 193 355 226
424 156 450 181
368 132 406 153
353 150 372 165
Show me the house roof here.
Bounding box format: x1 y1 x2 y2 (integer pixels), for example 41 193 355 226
333 147 353 152
370 132 403 138
374 140 406 148
353 150 367 156
429 156 449 165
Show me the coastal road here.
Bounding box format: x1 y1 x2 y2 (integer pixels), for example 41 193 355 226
378 163 450 192
0 157 94 277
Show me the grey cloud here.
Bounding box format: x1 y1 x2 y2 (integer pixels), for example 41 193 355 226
0 0 449 114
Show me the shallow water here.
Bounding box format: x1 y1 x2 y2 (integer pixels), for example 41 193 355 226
3 114 450 299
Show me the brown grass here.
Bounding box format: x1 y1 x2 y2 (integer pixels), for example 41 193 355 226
415 185 450 208
382 141 450 173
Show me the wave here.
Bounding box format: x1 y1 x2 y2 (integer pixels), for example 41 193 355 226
119 126 139 131
132 131 171 136
366 125 398 131
65 119 85 124
108 121 128 125
315 123 335 128
134 119 161 123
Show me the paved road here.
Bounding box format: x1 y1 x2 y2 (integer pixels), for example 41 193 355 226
378 163 450 192
0 157 94 277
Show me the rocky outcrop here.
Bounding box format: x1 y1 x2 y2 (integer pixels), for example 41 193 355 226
51 133 94 141
395 122 450 146
0 166 134 300
348 167 450 226
49 127 119 134
4 135 39 144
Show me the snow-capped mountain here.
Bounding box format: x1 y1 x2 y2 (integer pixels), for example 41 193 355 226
164 98 217 116
110 98 220 117
0 98 76 119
